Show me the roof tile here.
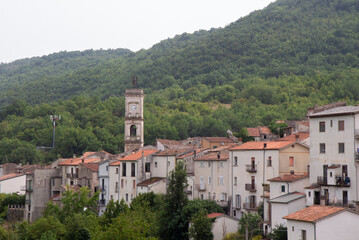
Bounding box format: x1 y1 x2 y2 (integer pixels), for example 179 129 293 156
283 205 345 222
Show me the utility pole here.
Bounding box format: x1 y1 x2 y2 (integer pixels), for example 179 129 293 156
50 115 61 149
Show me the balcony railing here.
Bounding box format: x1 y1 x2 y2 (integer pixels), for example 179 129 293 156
317 176 327 185
245 183 256 192
243 202 257 210
66 173 78 179
100 186 106 192
26 187 33 192
197 183 206 191
246 164 257 173
98 199 106 206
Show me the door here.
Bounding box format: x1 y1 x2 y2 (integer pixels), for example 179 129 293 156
343 191 348 206
323 165 328 184
314 191 320 205
324 189 329 206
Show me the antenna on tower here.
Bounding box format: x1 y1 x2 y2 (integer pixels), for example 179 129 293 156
50 115 61 149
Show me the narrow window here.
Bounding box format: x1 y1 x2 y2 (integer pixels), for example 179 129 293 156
126 194 128 202
208 177 212 184
320 143 326 153
234 177 237 185
145 163 151 172
116 167 119 174
289 156 294 166
338 120 344 131
234 156 238 166
267 156 272 167
133 180 136 189
122 163 126 176
220 162 224 168
338 143 345 153
319 121 325 132
219 176 224 185
106 166 108 172
131 163 135 177
155 162 158 168
121 179 124 188
208 162 211 167
281 185 286 193
130 125 137 136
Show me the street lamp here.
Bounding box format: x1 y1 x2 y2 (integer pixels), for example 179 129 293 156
50 115 61 149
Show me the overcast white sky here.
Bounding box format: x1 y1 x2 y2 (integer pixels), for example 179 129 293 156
0 0 274 63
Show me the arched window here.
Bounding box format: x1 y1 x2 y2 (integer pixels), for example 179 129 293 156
130 125 137 136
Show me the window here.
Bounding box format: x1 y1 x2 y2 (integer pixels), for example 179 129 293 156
281 185 286 193
339 143 345 153
320 143 326 153
200 194 204 200
145 163 151 172
133 180 136 189
131 163 135 177
338 120 344 131
130 125 137 136
221 193 227 201
301 230 307 240
219 162 224 168
219 176 224 185
233 210 236 217
267 156 272 166
155 162 158 168
319 121 325 132
200 161 204 168
126 193 128 202
115 182 119 192
122 163 126 176
116 167 119 174
235 195 241 208
330 120 333 127
289 156 294 166
121 179 124 188
308 191 311 197
234 177 237 186
106 166 108 172
234 157 238 166
208 177 212 184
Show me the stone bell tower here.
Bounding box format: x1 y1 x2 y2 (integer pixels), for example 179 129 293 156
124 75 144 152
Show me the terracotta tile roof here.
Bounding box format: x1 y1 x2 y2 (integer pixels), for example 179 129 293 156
81 163 99 172
259 126 272 134
195 151 229 161
246 128 260 137
202 137 236 143
137 177 165 186
279 132 309 141
207 213 224 219
0 173 25 181
120 149 160 161
229 141 294 150
110 160 121 166
82 152 97 158
58 158 100 166
269 173 308 182
283 205 345 222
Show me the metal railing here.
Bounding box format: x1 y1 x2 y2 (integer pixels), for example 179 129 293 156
246 164 257 173
245 183 256 192
243 202 257 210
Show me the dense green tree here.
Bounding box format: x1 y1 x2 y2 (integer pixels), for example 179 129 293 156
267 224 288 240
238 213 262 240
189 209 213 240
159 161 188 240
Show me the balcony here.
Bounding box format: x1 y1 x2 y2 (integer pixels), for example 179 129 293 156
246 164 257 173
216 200 229 208
26 186 33 192
98 199 106 206
243 202 257 210
245 183 256 192
66 173 78 179
317 176 327 185
197 183 206 191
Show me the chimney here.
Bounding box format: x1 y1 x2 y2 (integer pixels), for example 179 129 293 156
295 134 300 142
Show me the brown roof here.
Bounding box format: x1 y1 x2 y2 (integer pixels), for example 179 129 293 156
155 148 189 156
229 141 294 151
81 163 99 172
246 128 260 137
110 160 121 166
157 139 185 148
82 152 97 158
207 213 224 219
269 173 308 182
120 149 160 161
259 126 272 134
0 173 25 181
283 205 345 222
279 132 309 142
137 177 165 186
195 151 229 161
202 137 236 143
58 158 100 166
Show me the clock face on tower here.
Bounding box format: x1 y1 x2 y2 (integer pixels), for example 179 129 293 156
131 104 137 111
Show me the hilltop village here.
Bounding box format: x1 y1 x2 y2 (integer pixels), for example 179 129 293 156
1 85 359 239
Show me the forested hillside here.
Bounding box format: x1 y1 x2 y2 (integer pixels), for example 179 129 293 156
0 0 359 163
